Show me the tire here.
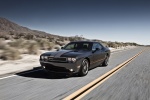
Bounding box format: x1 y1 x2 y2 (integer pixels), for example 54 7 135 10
78 59 89 76
102 55 109 66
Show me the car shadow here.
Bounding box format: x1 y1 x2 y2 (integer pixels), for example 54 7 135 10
16 65 106 79
16 66 77 79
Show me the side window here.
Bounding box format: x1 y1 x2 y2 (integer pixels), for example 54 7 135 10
92 43 97 51
65 43 75 50
97 43 103 50
92 43 102 51
82 43 89 50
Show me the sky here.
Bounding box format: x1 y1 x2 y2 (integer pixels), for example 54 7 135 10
0 0 150 45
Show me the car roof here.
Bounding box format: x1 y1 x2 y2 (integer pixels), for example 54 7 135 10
70 41 99 43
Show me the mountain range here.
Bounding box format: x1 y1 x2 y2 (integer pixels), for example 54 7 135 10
0 17 140 47
0 17 60 39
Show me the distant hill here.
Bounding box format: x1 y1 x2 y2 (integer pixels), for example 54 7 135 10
0 17 60 39
0 17 33 32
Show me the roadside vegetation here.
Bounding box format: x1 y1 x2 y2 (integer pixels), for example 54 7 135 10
0 34 140 61
0 17 140 60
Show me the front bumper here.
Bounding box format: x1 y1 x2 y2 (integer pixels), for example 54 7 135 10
40 60 81 73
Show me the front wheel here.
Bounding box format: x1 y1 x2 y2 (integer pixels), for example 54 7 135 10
78 59 89 76
102 55 109 66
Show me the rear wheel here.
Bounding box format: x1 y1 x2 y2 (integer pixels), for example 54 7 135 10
102 55 109 66
78 59 89 76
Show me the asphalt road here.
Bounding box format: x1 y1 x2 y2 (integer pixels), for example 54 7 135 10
0 47 149 100
82 47 150 100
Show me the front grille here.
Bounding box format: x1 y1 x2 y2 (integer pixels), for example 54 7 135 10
48 57 67 62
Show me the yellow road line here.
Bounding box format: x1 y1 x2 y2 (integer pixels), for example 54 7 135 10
63 50 145 100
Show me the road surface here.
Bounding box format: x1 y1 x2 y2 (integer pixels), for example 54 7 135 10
0 46 149 100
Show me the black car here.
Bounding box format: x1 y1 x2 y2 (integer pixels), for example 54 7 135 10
40 41 110 76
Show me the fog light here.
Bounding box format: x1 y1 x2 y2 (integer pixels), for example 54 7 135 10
70 69 73 72
43 66 45 69
77 65 80 69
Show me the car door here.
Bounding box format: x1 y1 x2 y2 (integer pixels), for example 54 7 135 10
91 43 105 67
97 43 106 61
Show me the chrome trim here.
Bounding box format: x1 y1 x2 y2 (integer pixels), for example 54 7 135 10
47 57 67 62
40 61 52 64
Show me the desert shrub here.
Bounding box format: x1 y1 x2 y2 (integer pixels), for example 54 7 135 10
64 37 69 41
47 42 55 50
127 42 138 46
25 34 36 40
8 39 26 49
5 35 11 40
27 43 39 55
68 37 76 41
101 42 108 47
36 39 55 50
48 37 55 42
107 42 118 48
55 41 66 46
1 47 21 60
0 40 7 49
114 42 124 48
0 34 11 40
54 45 60 50
58 37 65 42
68 36 83 41
36 39 48 49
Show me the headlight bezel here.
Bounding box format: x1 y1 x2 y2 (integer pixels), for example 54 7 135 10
67 57 77 63
41 55 48 60
41 56 44 59
41 55 77 62
67 57 72 61
44 56 48 59
71 58 76 62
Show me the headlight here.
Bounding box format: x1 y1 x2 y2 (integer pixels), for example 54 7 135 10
44 56 48 59
41 56 44 59
67 57 77 62
72 58 76 62
67 58 72 61
41 56 48 60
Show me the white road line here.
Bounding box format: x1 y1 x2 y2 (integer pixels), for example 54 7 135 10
0 75 17 80
0 69 42 80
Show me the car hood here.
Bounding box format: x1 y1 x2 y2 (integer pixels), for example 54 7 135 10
42 50 89 58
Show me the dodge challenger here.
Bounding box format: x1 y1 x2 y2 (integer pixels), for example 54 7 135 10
40 41 110 76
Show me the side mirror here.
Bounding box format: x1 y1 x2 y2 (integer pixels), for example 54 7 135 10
96 48 100 51
61 47 64 49
56 49 60 51
92 48 100 53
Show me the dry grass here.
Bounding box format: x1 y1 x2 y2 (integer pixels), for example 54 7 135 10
8 39 26 49
0 39 7 49
27 43 39 55
55 41 66 46
47 42 55 50
36 38 55 50
0 38 59 60
1 47 21 60
54 45 61 50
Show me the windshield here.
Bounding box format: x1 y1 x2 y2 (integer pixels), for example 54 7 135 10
63 42 92 50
